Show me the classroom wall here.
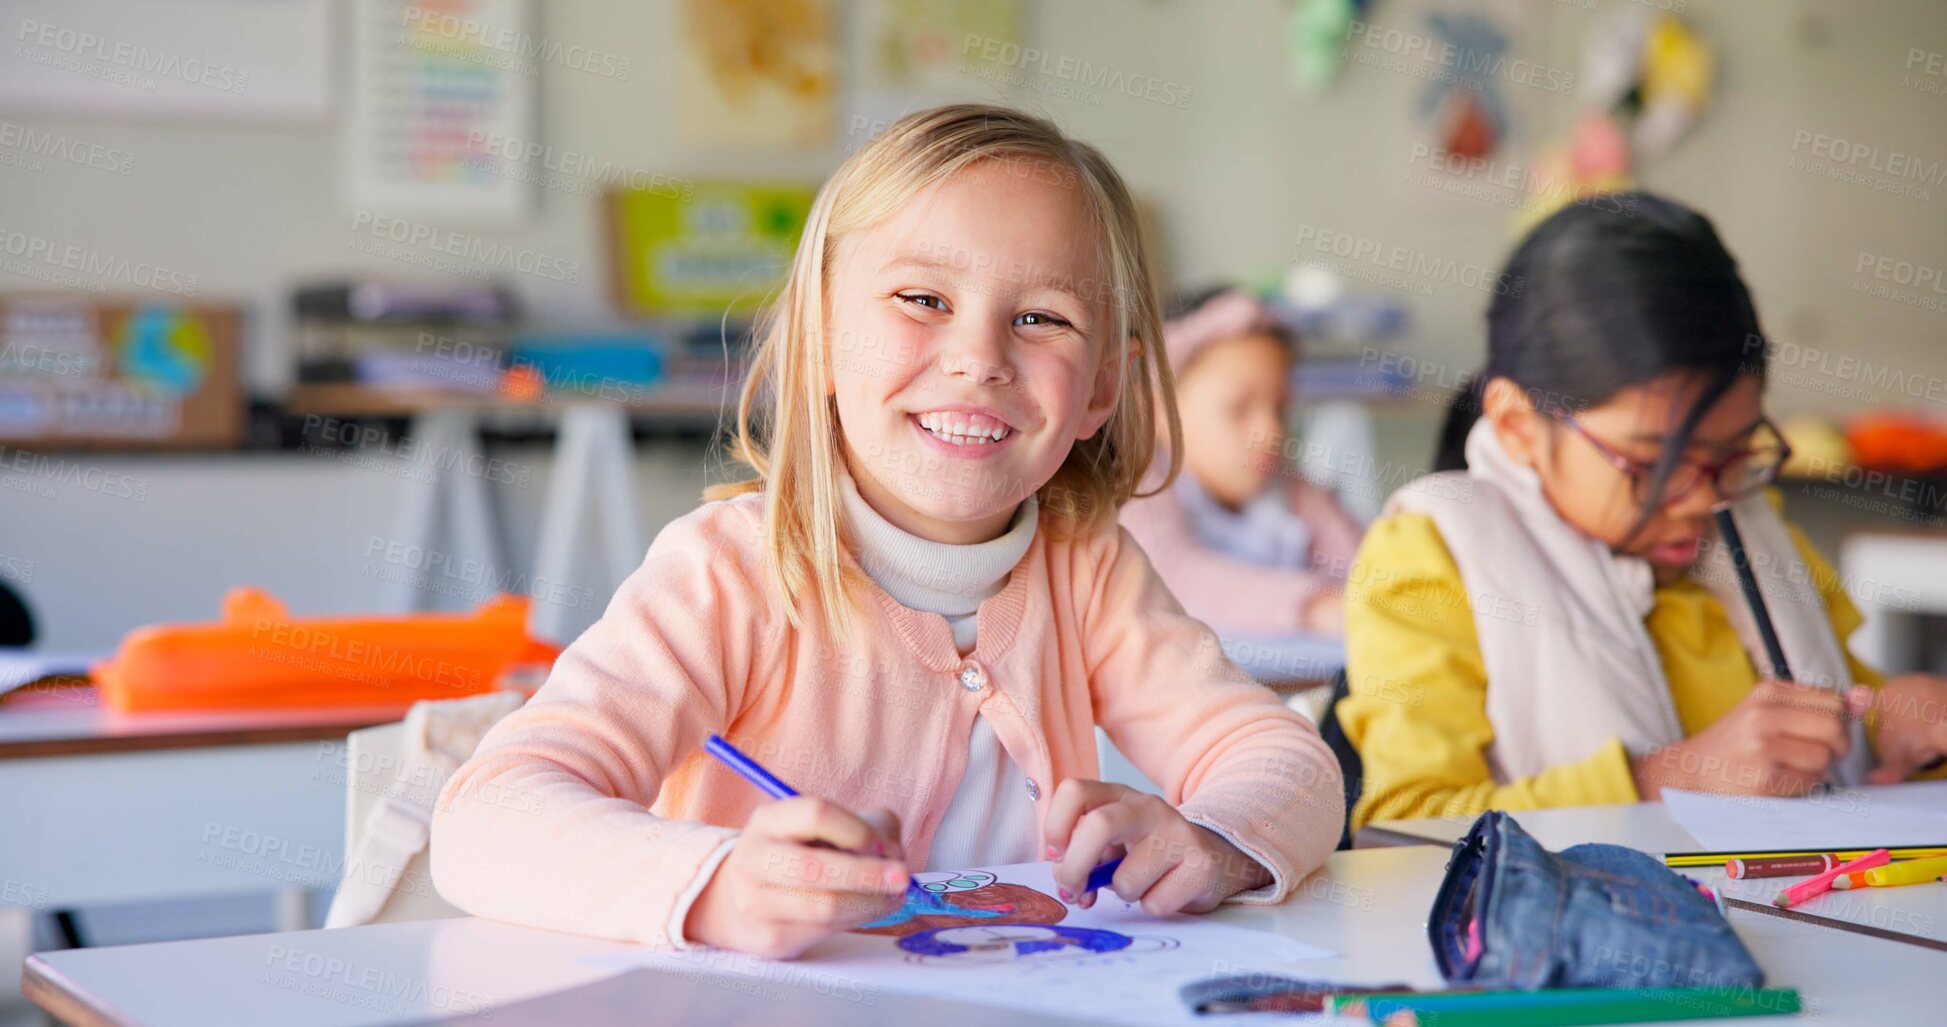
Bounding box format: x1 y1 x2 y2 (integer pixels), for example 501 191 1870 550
5 0 1943 653
1172 0 1947 423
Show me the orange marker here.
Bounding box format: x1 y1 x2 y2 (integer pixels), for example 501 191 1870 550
1827 868 1876 890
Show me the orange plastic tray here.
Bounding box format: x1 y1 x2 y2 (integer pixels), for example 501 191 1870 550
94 588 558 712
1848 411 1947 476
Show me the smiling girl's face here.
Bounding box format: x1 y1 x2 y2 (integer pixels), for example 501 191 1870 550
825 159 1124 544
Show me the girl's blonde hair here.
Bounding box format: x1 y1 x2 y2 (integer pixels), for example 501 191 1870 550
706 104 1181 634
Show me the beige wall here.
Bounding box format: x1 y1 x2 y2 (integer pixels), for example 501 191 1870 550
1163 0 1946 419
5 0 1939 399
4 0 1943 649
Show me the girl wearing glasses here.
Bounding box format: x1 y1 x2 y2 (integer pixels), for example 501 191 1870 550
1338 193 1947 828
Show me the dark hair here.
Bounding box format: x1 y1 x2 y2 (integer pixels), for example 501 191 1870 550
1435 193 1767 527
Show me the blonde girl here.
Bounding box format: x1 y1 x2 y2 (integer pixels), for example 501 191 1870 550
432 105 1343 959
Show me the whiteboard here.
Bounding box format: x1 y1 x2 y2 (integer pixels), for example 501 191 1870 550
0 0 331 121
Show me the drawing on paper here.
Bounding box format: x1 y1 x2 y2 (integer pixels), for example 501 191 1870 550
853 869 1068 937
896 924 1180 965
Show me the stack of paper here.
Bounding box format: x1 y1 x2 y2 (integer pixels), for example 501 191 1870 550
1660 782 1947 851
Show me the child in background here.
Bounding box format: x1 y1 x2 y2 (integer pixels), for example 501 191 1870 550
1339 193 1947 830
431 105 1342 959
1120 288 1363 636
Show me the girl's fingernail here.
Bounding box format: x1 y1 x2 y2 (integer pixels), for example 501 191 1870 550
1045 846 1059 859
1058 887 1073 902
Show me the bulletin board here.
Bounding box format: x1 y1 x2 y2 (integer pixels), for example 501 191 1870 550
605 182 815 317
0 296 243 449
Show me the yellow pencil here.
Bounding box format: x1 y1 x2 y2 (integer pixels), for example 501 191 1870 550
1663 846 1947 868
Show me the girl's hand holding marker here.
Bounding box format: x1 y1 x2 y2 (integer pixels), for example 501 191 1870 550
686 736 912 959
1043 779 1271 914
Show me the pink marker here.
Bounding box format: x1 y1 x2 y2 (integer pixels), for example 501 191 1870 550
1775 848 1889 909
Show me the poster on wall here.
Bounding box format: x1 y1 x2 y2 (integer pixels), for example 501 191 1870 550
677 0 835 149
343 0 535 227
849 0 1023 138
0 297 242 449
864 0 1020 91
604 181 814 318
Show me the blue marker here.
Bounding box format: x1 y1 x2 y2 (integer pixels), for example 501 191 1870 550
1085 856 1123 896
704 734 933 906
703 734 800 800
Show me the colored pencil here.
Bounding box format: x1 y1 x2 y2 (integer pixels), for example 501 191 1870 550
1828 868 1876 890
1848 854 1947 889
1662 846 1947 868
1776 849 1888 908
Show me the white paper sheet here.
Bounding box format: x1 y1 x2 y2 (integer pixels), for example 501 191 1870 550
582 861 1334 1026
1661 781 1947 852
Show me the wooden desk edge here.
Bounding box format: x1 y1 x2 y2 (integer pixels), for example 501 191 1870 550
1354 823 1458 849
1724 897 1947 954
1262 676 1334 697
0 713 407 761
24 953 131 1027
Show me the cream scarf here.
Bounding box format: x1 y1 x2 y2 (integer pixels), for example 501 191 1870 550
1386 419 1868 786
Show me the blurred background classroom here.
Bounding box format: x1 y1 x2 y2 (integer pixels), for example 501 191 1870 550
1 0 1943 1019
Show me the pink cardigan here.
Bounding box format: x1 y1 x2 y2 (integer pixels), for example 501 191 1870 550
430 491 1343 947
1120 475 1363 635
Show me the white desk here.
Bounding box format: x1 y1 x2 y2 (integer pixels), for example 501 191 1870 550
0 687 410 911
1356 800 1702 853
1358 800 1947 953
0 687 411 1012
24 846 1937 1026
0 685 413 987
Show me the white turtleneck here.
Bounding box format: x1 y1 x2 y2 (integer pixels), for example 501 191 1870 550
839 472 1044 869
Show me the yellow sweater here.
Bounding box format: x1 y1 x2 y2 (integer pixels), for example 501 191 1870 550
1341 510 1885 829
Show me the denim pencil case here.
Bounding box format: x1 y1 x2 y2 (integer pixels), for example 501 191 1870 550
1428 811 1765 990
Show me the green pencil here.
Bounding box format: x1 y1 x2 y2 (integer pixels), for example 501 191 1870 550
1329 987 1801 1026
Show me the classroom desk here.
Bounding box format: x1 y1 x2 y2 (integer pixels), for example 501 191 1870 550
1355 799 1701 852
0 686 410 914
24 845 1935 1026
1357 798 1947 952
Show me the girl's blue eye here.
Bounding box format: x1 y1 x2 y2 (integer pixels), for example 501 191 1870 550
1015 311 1071 328
898 293 945 310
